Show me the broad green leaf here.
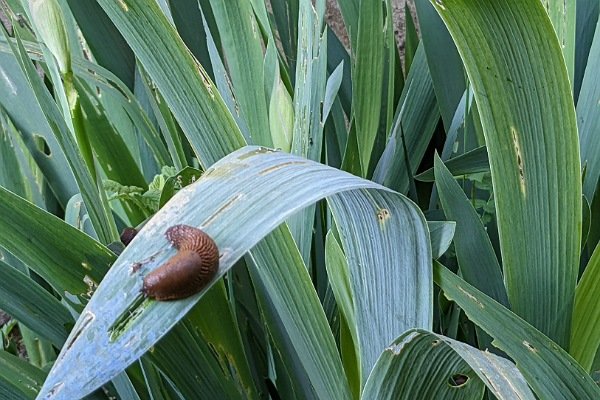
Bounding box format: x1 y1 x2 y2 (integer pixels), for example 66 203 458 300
37 146 429 399
325 231 356 345
571 241 600 370
434 154 508 307
0 186 114 308
578 16 600 202
268 46 294 153
435 262 600 399
68 57 171 169
136 67 186 171
96 0 246 167
335 0 358 51
0 350 46 400
76 80 147 222
416 146 489 182
328 188 432 385
352 0 384 175
432 0 581 348
326 27 352 116
363 329 535 400
0 113 29 199
0 260 72 348
208 0 271 147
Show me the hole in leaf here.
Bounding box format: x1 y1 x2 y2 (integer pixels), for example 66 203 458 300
448 374 469 387
33 134 51 156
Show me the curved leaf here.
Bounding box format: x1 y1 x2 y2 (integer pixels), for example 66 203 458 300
37 146 430 399
431 0 581 348
363 329 535 400
328 189 432 383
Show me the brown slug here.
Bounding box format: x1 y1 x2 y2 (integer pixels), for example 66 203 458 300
142 225 219 301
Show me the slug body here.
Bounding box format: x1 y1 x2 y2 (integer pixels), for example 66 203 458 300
142 225 219 301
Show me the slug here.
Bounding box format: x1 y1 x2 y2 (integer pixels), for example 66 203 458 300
142 225 219 301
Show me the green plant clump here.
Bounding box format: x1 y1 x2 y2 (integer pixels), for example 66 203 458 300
0 0 600 399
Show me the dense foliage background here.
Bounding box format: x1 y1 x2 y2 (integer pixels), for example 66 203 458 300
1 0 600 399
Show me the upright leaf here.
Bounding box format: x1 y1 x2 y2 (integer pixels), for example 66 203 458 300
209 0 271 146
352 0 384 175
431 0 581 348
96 0 246 167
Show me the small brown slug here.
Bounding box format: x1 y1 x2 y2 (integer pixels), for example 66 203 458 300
142 225 219 301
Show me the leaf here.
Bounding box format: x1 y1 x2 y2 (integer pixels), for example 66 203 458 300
96 0 246 167
0 260 72 348
288 0 328 262
66 0 135 87
573 0 599 100
325 230 360 396
543 0 576 84
433 154 508 306
578 16 600 202
0 186 114 308
434 262 600 399
247 224 351 399
415 146 489 182
352 0 384 175
431 0 581 348
414 0 465 129
208 0 271 147
323 61 344 124
363 329 535 400
268 46 294 153
428 221 456 259
0 350 46 400
571 241 600 371
328 188 432 384
37 146 430 399
5 30 118 243
403 4 419 74
372 44 439 193
0 50 78 207
148 283 256 399
28 0 71 74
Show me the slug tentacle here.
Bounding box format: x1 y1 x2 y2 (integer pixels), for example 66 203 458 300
142 225 219 301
